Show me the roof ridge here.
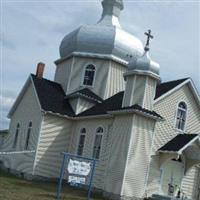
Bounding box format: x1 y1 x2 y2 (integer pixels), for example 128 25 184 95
159 77 189 85
31 74 62 87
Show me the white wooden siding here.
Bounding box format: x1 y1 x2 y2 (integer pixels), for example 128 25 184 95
104 115 135 195
0 83 42 174
181 167 200 200
105 60 126 99
122 115 156 198
33 114 72 178
143 77 157 110
54 57 73 92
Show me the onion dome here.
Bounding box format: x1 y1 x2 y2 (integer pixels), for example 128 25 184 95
128 30 160 79
59 0 144 63
128 51 160 77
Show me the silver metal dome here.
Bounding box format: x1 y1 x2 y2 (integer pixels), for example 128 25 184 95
128 51 160 77
59 0 144 63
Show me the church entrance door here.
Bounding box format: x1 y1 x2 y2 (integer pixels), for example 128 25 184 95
160 159 184 197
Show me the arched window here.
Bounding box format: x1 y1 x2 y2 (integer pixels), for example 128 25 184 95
83 64 95 86
13 123 20 149
25 122 32 150
93 127 103 159
77 128 86 156
175 102 187 131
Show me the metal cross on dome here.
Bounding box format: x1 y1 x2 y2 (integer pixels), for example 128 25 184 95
144 29 154 51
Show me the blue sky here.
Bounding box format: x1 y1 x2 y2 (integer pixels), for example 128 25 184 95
0 0 199 129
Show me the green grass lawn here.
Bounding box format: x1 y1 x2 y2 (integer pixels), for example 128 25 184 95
0 171 103 200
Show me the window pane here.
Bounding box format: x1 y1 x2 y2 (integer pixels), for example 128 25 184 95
96 127 103 133
25 128 31 150
83 65 95 86
13 124 20 149
93 135 102 159
179 102 186 109
176 105 187 131
80 128 86 134
77 135 85 156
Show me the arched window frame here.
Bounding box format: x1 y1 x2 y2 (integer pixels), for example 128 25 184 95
81 64 96 87
25 121 32 150
175 101 187 132
92 126 104 159
77 128 86 156
13 123 20 149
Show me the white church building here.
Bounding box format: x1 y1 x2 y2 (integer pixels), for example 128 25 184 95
0 0 200 200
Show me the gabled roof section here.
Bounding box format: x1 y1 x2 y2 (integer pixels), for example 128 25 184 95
77 91 124 117
108 104 163 119
77 91 163 120
31 74 74 117
155 78 189 99
158 134 199 153
66 88 103 103
8 76 32 118
155 78 200 108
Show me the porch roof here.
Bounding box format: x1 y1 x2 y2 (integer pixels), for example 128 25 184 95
157 134 200 173
158 134 199 154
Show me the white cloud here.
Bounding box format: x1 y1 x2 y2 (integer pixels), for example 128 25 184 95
0 95 14 111
0 95 14 130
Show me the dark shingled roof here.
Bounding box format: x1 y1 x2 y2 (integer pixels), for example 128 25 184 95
66 88 103 103
31 74 74 116
31 75 188 118
158 134 198 152
110 104 163 119
77 92 162 119
77 91 124 117
155 78 188 99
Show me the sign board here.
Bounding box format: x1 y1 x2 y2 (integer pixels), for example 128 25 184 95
67 159 91 176
56 153 97 200
68 176 86 185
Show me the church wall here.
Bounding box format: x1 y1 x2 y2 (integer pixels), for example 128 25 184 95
121 115 156 198
147 84 200 199
33 114 73 178
104 60 126 99
181 166 200 200
104 114 135 196
64 57 110 98
54 57 74 92
122 75 156 109
68 118 114 190
122 76 136 107
143 77 157 110
0 82 42 174
55 56 126 100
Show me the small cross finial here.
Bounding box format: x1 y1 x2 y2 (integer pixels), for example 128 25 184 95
144 29 154 51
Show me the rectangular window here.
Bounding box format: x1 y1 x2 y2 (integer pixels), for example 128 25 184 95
25 128 31 150
176 109 186 131
92 135 102 159
77 135 86 156
13 127 19 149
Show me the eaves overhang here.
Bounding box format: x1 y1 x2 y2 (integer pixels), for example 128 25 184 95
54 52 128 66
108 109 164 121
